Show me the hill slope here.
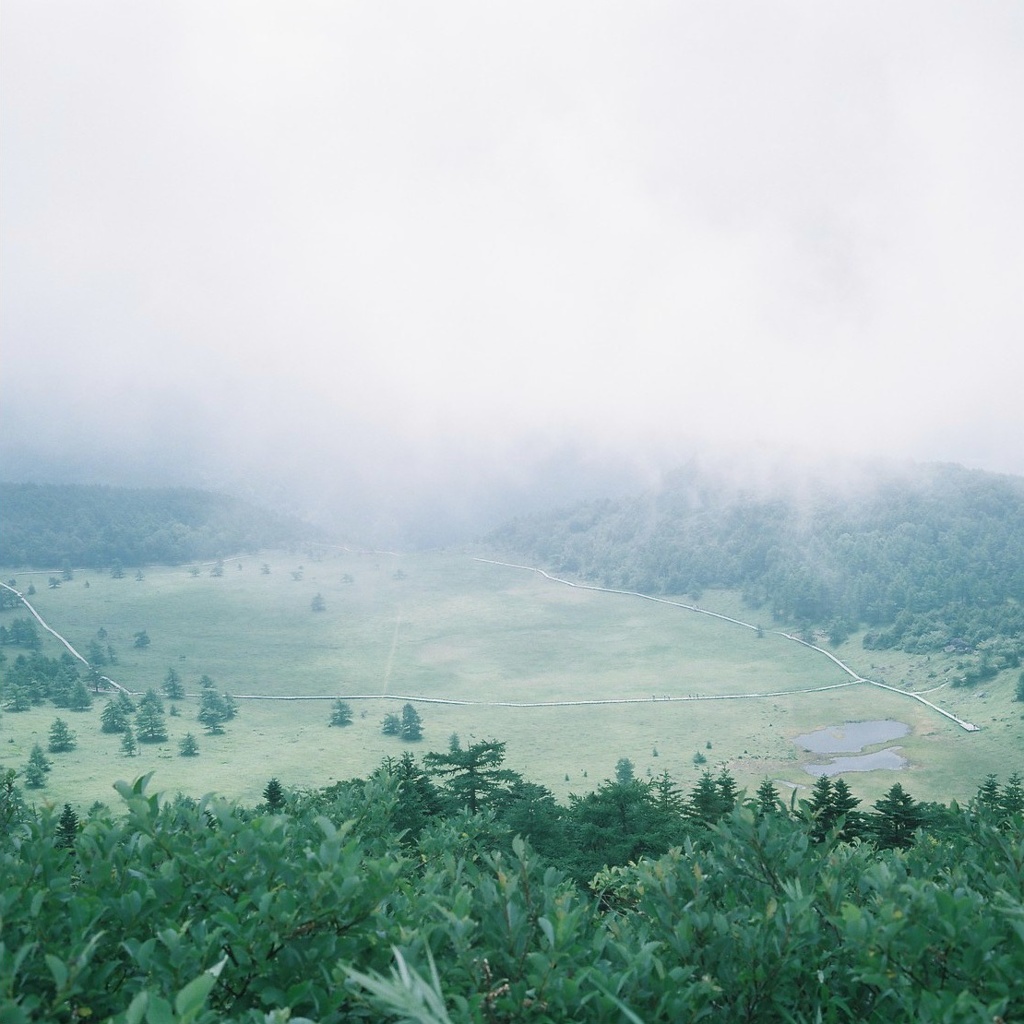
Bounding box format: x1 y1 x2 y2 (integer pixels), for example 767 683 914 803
0 482 318 567
489 460 1024 660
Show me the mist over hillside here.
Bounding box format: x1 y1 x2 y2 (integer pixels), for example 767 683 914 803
488 456 1024 666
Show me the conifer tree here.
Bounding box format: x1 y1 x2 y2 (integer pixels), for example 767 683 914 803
263 778 286 811
68 679 93 711
755 778 783 817
830 778 864 841
178 733 200 757
23 760 46 789
136 689 168 743
163 667 185 701
26 743 51 778
400 703 423 741
55 803 79 850
329 699 353 727
1000 772 1024 820
48 717 76 753
101 700 128 733
871 783 925 850
120 726 138 757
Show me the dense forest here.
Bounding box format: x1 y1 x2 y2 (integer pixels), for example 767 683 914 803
489 460 1024 659
2 744 1023 1023
0 484 317 568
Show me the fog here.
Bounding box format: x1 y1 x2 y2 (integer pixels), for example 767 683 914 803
3 3 1023 542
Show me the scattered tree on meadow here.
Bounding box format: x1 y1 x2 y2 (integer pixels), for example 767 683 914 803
135 689 168 743
120 726 138 757
263 777 286 811
162 667 185 700
23 744 51 789
311 593 326 612
48 718 76 753
27 743 52 777
329 699 352 727
23 760 46 789
68 679 93 711
111 560 125 579
132 630 150 649
615 758 636 785
400 703 423 741
198 690 235 735
100 699 129 734
381 713 401 737
179 733 200 757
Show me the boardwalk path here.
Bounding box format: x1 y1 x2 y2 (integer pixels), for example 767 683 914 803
0 567 978 730
471 558 979 732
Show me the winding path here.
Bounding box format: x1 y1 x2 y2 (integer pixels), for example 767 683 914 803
0 567 979 731
472 558 979 732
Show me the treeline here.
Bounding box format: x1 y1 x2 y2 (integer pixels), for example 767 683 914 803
2 745 1022 1022
489 460 1024 659
0 483 317 568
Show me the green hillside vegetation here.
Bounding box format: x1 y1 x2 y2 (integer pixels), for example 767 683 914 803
2 759 1022 1023
489 461 1024 665
0 483 316 568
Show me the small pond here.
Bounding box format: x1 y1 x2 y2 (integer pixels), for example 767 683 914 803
794 720 909 754
804 749 909 777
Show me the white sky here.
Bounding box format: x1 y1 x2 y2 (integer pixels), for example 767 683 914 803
3 2 1024 501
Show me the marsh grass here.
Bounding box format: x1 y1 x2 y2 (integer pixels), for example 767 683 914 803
2 551 1019 808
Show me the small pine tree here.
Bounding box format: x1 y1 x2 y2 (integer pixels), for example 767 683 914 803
120 726 138 757
178 733 200 757
68 679 93 711
400 703 423 742
163 667 186 701
263 778 286 811
55 803 79 850
48 718 76 753
23 760 46 789
329 699 353 727
198 690 233 734
715 769 738 814
311 593 326 612
136 689 168 743
755 778 782 817
381 713 401 736
27 743 51 776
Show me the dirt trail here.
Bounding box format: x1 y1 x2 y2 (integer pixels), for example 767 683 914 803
0 569 980 730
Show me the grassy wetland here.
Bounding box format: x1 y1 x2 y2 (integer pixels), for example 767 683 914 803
2 548 1019 810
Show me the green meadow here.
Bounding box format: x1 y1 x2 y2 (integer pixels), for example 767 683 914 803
2 549 1019 810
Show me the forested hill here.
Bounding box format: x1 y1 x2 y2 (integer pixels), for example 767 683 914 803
0 483 318 567
488 460 1024 656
